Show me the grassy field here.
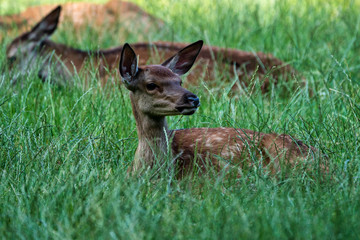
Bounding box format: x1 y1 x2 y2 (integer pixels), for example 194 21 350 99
1 0 360 239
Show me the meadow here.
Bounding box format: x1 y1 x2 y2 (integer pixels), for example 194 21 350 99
1 0 360 239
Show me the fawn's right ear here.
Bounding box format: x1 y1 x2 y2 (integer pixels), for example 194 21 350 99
119 43 138 90
28 6 61 41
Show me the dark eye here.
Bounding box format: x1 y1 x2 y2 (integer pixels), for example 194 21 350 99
146 83 158 91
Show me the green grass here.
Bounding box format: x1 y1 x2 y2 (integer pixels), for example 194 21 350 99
1 0 360 239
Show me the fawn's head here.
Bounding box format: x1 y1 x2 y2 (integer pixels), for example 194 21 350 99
6 6 61 83
119 41 203 117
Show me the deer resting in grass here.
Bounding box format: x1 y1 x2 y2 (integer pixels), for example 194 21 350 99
119 41 319 177
0 0 162 38
6 6 296 91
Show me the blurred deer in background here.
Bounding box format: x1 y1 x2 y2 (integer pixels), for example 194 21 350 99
0 0 163 40
119 41 320 177
5 6 297 91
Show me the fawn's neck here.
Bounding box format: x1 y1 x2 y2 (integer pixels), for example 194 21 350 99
130 93 170 170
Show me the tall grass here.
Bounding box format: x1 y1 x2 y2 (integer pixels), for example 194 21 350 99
1 0 360 239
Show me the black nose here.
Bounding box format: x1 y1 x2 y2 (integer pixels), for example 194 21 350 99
187 95 200 107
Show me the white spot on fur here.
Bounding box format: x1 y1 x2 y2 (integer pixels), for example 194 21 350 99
205 143 213 148
230 145 240 154
213 137 224 142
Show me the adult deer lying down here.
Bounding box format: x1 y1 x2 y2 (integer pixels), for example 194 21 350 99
119 41 319 177
6 6 296 91
0 0 163 40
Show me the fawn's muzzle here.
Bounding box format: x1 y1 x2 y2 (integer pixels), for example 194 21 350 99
187 96 200 108
175 93 200 115
7 56 17 68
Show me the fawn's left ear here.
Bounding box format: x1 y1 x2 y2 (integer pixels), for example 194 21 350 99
119 43 138 89
161 40 203 76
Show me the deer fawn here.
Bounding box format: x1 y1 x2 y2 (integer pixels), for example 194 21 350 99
119 41 320 177
6 6 296 91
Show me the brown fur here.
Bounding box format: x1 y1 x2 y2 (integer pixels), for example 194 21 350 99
171 129 318 177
